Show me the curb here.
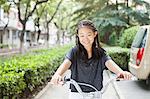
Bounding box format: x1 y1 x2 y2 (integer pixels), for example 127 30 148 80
34 70 71 99
34 82 52 99
106 70 125 99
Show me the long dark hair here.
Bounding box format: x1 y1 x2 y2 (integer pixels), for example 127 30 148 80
76 20 105 61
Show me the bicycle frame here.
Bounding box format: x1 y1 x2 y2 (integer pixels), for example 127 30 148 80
63 77 116 99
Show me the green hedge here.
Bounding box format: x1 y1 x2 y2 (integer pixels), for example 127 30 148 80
0 71 26 98
0 45 129 98
105 46 129 71
119 26 139 48
0 45 71 98
0 44 9 48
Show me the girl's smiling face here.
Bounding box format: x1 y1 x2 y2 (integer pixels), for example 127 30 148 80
78 27 97 48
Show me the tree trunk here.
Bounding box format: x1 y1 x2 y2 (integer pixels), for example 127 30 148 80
0 32 3 44
46 23 49 48
62 30 65 45
56 30 60 45
37 29 41 42
115 26 122 40
103 32 110 44
126 0 130 24
19 25 25 53
0 31 3 48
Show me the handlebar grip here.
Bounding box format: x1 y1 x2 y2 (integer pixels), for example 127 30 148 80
116 74 125 81
63 76 71 82
64 78 70 81
117 73 124 78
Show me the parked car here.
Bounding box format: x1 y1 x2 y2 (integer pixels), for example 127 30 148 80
129 25 150 83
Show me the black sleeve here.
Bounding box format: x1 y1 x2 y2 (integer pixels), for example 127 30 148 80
101 52 111 70
65 47 76 63
65 47 77 70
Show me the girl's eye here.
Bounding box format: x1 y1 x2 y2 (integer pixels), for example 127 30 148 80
88 34 92 36
80 35 84 37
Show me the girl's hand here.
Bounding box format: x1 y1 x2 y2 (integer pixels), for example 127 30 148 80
117 71 132 80
50 74 64 85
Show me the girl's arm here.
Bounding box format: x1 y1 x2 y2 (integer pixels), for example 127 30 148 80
105 59 132 80
50 59 71 85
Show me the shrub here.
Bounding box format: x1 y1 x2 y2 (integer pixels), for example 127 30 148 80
108 32 118 46
0 44 71 98
119 26 139 48
0 71 26 98
105 46 130 71
0 44 9 48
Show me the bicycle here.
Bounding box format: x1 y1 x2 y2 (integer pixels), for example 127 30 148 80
63 76 120 99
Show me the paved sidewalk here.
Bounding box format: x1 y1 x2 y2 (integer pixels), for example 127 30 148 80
34 70 119 99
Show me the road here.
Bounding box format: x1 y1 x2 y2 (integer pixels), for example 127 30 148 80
116 78 150 99
35 70 150 99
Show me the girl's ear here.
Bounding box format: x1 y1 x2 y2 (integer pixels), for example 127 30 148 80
94 31 98 37
77 34 79 37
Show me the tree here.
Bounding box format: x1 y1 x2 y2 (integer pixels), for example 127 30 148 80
0 0 6 5
53 0 79 45
34 4 46 42
0 1 11 45
71 0 150 44
42 0 63 47
12 0 48 53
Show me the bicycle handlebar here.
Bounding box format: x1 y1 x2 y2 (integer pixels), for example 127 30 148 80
63 76 118 94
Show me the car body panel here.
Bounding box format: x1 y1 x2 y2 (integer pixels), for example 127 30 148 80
129 25 150 80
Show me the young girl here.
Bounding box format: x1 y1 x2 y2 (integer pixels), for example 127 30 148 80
50 20 132 99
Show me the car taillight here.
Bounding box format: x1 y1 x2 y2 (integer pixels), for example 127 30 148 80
136 48 144 66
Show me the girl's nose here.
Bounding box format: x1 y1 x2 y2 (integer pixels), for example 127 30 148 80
83 36 88 40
